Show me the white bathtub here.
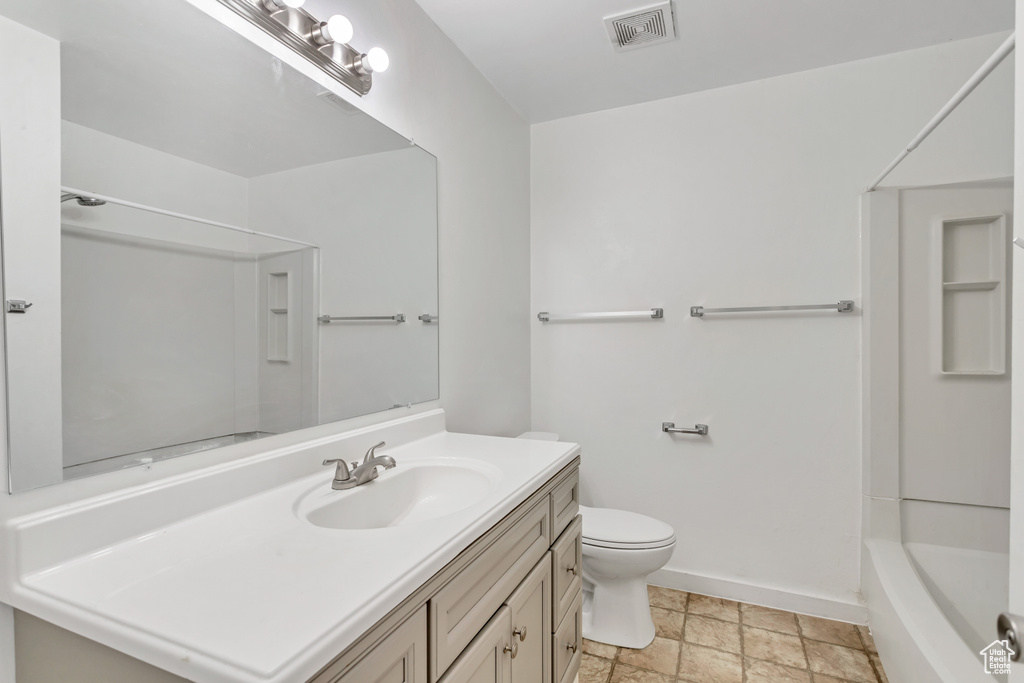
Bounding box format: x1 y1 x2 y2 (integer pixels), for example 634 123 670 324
863 539 1006 683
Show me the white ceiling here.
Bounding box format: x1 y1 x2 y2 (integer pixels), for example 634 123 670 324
0 0 409 177
412 0 1015 123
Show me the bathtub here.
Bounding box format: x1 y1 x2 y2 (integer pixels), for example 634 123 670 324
863 539 1007 683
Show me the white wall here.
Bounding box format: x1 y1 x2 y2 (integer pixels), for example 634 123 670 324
60 123 254 466
248 148 438 423
0 15 63 492
266 0 532 436
0 2 530 676
61 230 240 465
531 33 1013 619
0 0 530 523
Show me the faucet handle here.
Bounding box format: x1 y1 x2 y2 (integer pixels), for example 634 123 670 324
322 458 352 481
363 440 387 464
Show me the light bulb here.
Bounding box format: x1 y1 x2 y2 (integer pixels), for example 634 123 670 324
324 15 353 43
365 47 389 73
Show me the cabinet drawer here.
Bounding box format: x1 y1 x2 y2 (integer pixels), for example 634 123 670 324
550 516 582 626
329 605 427 683
549 470 579 540
552 589 582 683
431 498 551 680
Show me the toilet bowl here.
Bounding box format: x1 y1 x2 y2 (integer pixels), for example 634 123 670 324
515 431 676 649
579 504 675 649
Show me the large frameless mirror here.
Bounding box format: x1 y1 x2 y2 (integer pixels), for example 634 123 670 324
0 0 438 491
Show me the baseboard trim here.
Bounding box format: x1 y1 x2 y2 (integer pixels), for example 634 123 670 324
648 567 867 625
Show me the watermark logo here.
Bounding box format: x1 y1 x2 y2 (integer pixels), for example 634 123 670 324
981 640 1015 675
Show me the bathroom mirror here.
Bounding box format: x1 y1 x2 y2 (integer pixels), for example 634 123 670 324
1 0 438 491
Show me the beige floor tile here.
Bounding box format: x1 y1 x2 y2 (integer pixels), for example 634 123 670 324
579 653 614 683
805 641 877 683
609 663 673 683
677 642 743 683
584 639 619 660
651 606 685 640
858 625 878 654
798 614 863 649
870 653 889 683
687 593 740 623
647 585 689 612
744 658 813 683
741 603 799 635
684 615 741 654
617 636 680 676
743 626 807 669
810 676 852 683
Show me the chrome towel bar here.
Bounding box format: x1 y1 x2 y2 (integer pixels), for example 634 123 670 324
690 300 854 317
418 314 438 323
662 422 709 436
318 314 406 324
538 308 663 322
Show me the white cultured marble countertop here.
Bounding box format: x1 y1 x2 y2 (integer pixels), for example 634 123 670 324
2 415 579 683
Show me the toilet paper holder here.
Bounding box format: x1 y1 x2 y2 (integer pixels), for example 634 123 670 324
662 422 709 436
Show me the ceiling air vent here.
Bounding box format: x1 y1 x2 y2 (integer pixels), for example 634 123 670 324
604 2 676 52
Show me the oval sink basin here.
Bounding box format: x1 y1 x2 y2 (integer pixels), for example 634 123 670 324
300 460 501 530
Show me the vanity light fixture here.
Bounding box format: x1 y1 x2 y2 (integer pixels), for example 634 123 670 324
214 0 387 96
261 0 304 10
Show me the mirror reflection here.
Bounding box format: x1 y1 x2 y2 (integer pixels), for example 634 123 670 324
1 0 438 491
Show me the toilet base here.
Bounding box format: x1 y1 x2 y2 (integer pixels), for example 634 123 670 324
581 578 656 649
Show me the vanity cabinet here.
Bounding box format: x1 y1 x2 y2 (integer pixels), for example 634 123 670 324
320 462 580 683
13 460 581 683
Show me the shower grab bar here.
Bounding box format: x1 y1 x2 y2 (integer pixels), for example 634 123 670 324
690 300 854 317
318 314 406 324
60 186 318 249
662 422 709 436
537 308 663 322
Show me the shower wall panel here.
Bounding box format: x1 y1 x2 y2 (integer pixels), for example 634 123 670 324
899 183 1012 508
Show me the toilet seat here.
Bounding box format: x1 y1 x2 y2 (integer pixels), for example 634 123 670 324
581 506 676 550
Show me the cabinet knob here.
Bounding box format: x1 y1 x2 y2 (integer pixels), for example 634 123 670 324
566 642 578 654
513 626 527 642
566 563 578 576
504 642 519 659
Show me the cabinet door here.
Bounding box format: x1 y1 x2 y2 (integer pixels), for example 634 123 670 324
438 606 512 683
505 553 552 683
552 590 582 683
333 605 427 683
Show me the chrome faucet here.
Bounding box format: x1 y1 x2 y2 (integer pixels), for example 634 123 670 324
322 440 396 490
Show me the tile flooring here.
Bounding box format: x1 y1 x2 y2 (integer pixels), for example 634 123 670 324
579 586 888 683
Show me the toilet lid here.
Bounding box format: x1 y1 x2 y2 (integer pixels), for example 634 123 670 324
581 506 676 550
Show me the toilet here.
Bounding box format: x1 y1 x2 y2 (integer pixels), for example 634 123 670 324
516 431 677 649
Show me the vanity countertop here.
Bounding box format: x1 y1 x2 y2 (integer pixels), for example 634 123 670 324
2 412 579 683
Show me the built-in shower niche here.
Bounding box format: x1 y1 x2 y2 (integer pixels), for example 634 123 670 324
933 214 1007 374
